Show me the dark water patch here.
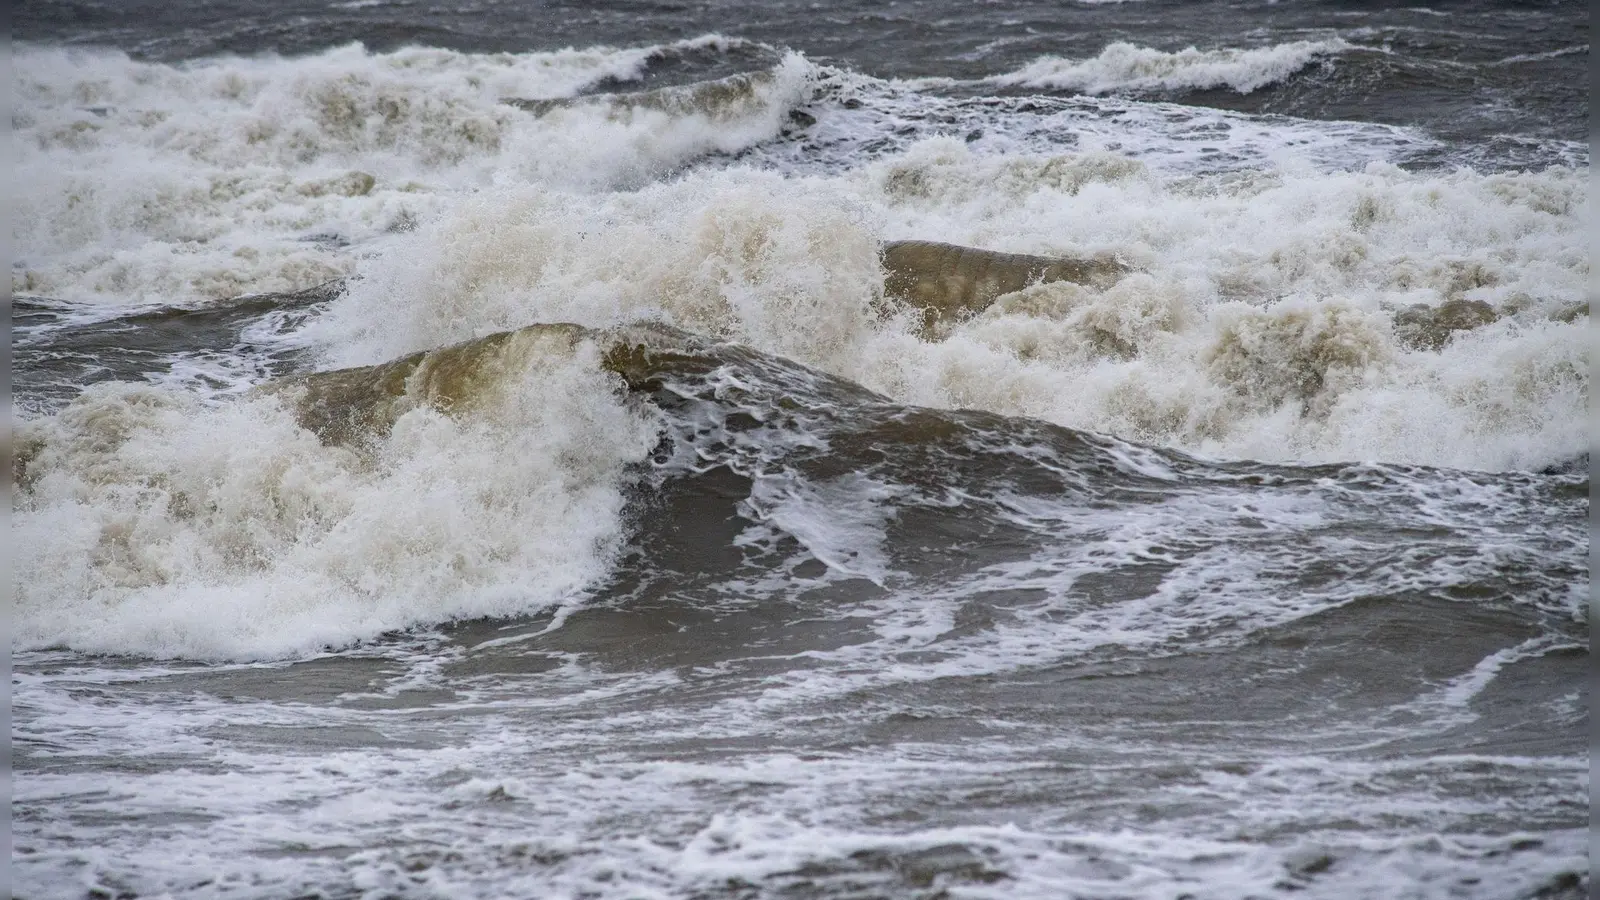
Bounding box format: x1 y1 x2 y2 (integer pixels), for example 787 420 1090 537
591 36 784 94
801 592 1570 756
1374 643 1588 760
126 655 412 705
1536 454 1588 477
204 722 442 751
768 843 1008 898
12 280 343 413
483 590 885 680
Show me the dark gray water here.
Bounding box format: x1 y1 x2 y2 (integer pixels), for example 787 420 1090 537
12 2 1590 898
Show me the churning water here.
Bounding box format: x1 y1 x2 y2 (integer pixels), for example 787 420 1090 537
12 2 1590 897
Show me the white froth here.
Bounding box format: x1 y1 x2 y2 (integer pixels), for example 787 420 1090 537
992 40 1353 95
742 471 901 585
862 147 1587 470
14 342 660 659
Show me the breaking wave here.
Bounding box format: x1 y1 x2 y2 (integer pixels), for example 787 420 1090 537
13 38 813 307
303 147 1588 472
992 39 1352 95
14 327 661 659
12 38 1591 664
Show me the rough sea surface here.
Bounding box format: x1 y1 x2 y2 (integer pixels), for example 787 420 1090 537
12 2 1590 898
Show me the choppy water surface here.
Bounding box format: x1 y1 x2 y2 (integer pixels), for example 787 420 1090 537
12 2 1589 898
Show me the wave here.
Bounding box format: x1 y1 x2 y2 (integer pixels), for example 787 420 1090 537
991 39 1351 95
507 68 783 122
294 148 1587 472
1489 44 1588 66
15 37 1503 319
19 149 1592 473
13 281 345 415
14 325 661 659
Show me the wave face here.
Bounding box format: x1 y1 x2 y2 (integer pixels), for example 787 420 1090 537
11 11 1591 900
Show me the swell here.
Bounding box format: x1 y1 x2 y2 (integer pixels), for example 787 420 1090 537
506 68 784 122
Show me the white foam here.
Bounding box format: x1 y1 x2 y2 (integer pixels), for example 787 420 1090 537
13 655 1588 900
301 169 887 369
742 471 901 585
992 40 1352 95
14 340 660 660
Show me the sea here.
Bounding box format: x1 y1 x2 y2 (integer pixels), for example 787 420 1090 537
10 2 1592 898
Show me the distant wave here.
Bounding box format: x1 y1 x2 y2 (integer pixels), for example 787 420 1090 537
991 39 1350 95
1489 44 1587 66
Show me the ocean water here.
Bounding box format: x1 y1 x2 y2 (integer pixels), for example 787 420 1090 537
10 2 1590 898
